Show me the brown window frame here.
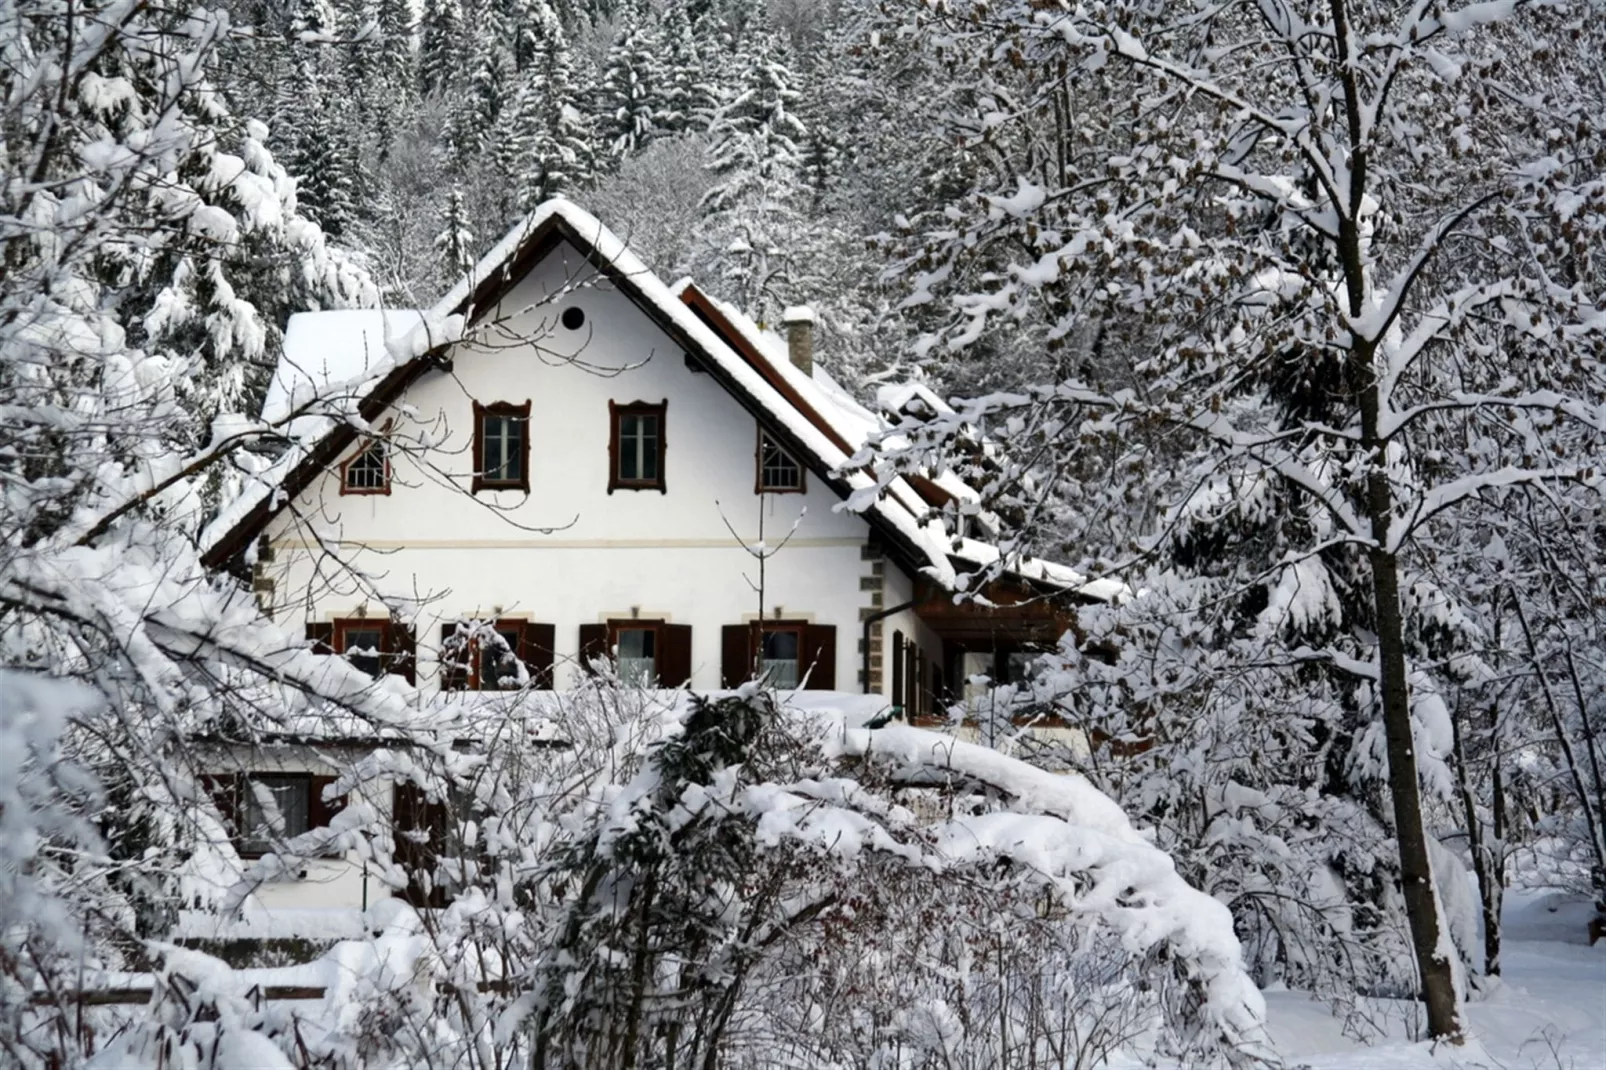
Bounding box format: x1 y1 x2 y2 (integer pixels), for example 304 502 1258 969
472 400 532 494
608 400 667 493
755 428 805 494
339 439 392 496
441 619 542 691
755 620 806 686
324 617 416 684
608 619 662 684
207 772 345 860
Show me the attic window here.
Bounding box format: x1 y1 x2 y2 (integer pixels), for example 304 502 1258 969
472 400 532 493
341 442 389 495
609 400 667 493
561 306 585 331
756 431 803 493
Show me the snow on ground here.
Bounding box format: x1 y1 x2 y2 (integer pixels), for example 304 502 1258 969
1256 890 1605 1070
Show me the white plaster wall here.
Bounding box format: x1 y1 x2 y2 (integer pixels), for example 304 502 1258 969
879 563 946 700
266 239 878 691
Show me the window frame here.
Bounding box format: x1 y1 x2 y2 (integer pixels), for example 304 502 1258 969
472 400 532 494
609 619 662 685
756 621 806 688
755 429 805 494
608 400 668 493
441 619 533 691
238 773 313 858
335 619 390 679
339 438 391 496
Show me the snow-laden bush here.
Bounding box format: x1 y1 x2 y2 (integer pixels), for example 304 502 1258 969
257 684 1273 1070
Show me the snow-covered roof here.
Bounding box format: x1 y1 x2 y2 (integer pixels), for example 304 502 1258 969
263 309 425 424
205 198 1113 601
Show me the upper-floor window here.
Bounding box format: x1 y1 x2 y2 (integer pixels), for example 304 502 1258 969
757 431 803 493
473 400 531 493
608 400 667 493
341 441 390 495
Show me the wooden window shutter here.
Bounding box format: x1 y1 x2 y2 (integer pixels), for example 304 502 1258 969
308 774 346 858
202 774 239 841
891 631 905 707
439 624 469 691
721 625 752 688
387 621 417 684
392 782 447 908
801 624 837 690
523 622 556 690
578 623 608 676
306 622 335 655
660 623 693 687
910 645 923 717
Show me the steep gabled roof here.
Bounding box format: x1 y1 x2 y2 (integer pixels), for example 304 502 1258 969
201 198 1113 602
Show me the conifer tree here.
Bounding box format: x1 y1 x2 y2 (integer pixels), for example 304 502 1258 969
597 13 665 159
435 186 478 281
657 0 718 135
418 0 465 94
697 31 811 320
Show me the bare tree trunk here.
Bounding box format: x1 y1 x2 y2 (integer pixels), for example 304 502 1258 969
1452 690 1502 977
1332 0 1465 1023
1366 543 1464 1039
1486 758 1506 976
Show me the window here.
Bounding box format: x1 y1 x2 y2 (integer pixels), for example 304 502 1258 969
309 619 417 684
720 622 836 690
472 400 531 493
756 432 804 493
341 441 390 495
608 400 667 493
579 621 693 687
339 623 386 678
759 625 802 688
439 620 556 691
240 774 312 855
616 626 657 685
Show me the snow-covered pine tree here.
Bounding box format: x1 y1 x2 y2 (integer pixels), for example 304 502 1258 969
597 11 665 159
445 27 514 168
510 5 597 207
283 55 363 238
419 0 466 94
656 0 718 135
696 30 811 322
436 185 478 281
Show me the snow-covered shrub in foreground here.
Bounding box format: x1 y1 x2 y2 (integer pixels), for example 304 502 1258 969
267 686 1272 1070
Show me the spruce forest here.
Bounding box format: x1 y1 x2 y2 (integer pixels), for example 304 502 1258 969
2 0 1605 1067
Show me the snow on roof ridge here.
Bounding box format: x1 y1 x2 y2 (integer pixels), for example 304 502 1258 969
262 308 426 424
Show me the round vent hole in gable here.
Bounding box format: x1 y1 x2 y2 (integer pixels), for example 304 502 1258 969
561 307 585 331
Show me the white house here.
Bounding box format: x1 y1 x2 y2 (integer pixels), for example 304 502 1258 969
194 199 1114 921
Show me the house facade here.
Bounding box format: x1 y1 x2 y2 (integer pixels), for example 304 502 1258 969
194 200 1112 921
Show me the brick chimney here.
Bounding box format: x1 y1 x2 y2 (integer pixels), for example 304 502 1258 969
781 305 815 375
